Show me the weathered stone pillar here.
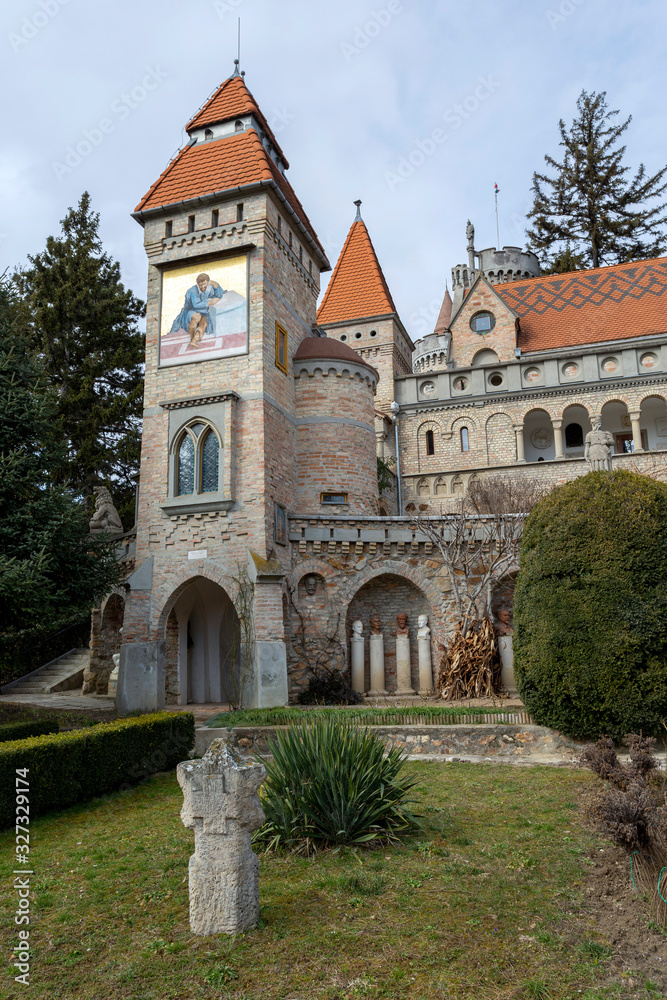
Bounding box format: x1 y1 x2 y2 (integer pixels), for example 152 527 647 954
514 424 525 463
350 621 365 694
552 419 564 459
367 616 387 696
177 740 266 936
417 615 433 694
629 411 643 452
394 613 415 696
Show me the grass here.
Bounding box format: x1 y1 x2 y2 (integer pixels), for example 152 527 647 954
206 703 533 728
0 761 650 999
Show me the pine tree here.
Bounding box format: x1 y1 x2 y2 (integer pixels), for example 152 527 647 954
0 281 120 663
14 192 145 527
526 90 667 271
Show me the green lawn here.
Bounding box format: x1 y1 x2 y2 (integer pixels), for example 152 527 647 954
0 763 651 999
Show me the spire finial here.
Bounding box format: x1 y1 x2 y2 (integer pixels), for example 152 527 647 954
354 199 362 221
233 58 241 77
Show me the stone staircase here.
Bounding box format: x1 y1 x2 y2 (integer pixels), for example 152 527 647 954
1 649 90 696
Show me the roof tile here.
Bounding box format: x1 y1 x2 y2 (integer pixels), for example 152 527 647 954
134 129 325 259
494 257 667 352
317 219 397 325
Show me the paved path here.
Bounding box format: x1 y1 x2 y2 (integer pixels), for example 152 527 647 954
0 693 115 711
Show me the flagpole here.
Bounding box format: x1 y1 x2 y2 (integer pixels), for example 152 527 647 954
494 183 500 249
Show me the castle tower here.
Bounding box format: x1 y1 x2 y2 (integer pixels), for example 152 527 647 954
117 66 330 713
412 286 451 374
451 220 540 310
316 203 414 417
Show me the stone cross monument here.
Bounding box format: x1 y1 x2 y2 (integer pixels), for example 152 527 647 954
177 739 266 936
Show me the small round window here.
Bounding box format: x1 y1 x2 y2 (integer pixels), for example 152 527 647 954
641 352 658 368
489 372 503 387
601 357 618 373
354 332 362 339
453 377 468 391
369 330 378 338
420 381 436 395
562 363 579 379
470 311 495 334
524 367 541 383
340 334 347 341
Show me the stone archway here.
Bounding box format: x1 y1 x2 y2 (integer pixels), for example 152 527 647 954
345 573 432 694
163 576 241 705
86 591 125 694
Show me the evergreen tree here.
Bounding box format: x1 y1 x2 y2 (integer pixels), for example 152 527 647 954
0 282 120 661
526 90 667 270
14 192 145 527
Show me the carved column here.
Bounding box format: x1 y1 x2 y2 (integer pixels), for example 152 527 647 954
367 634 387 697
552 419 564 459
395 614 415 696
629 411 643 452
350 622 365 695
514 424 525 463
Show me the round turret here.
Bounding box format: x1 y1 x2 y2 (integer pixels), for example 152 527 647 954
293 338 379 514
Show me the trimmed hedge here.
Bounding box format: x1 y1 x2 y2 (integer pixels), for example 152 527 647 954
0 719 59 743
514 470 667 740
0 711 195 827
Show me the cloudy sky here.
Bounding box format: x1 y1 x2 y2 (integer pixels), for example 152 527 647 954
2 0 666 342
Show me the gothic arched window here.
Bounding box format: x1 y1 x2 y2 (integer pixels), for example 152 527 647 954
425 429 435 455
176 423 221 496
460 427 470 452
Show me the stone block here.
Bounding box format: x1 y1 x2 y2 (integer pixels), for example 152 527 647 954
387 528 412 543
332 528 358 542
116 641 166 715
360 529 385 542
177 740 266 936
304 527 331 541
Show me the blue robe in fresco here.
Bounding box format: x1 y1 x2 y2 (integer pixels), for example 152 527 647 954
170 281 225 338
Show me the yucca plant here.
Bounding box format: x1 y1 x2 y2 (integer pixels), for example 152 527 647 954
254 718 421 853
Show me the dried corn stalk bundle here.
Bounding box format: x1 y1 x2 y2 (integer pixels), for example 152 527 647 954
437 616 502 700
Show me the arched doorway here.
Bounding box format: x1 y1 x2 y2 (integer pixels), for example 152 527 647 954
562 404 591 458
640 395 667 450
346 573 431 694
86 592 125 694
523 409 555 462
165 577 241 705
601 400 633 453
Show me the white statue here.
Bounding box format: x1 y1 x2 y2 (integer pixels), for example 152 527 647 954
350 620 364 694
89 486 124 535
417 614 433 695
585 417 614 472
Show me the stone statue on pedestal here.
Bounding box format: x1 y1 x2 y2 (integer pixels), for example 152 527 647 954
417 614 433 695
367 613 387 696
350 620 365 694
395 612 415 696
89 486 124 535
585 418 614 472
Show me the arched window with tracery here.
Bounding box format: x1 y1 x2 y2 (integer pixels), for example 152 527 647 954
176 422 221 496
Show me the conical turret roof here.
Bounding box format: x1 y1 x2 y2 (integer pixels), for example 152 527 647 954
317 212 397 325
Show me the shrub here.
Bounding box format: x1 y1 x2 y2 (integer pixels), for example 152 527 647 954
296 668 363 706
514 470 667 739
254 718 421 853
0 711 194 826
0 719 58 743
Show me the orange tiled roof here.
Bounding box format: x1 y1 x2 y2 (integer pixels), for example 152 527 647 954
494 257 667 352
185 75 288 167
134 129 326 259
317 219 397 325
433 288 452 335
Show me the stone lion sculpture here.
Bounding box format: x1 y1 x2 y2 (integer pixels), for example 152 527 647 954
89 486 124 535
